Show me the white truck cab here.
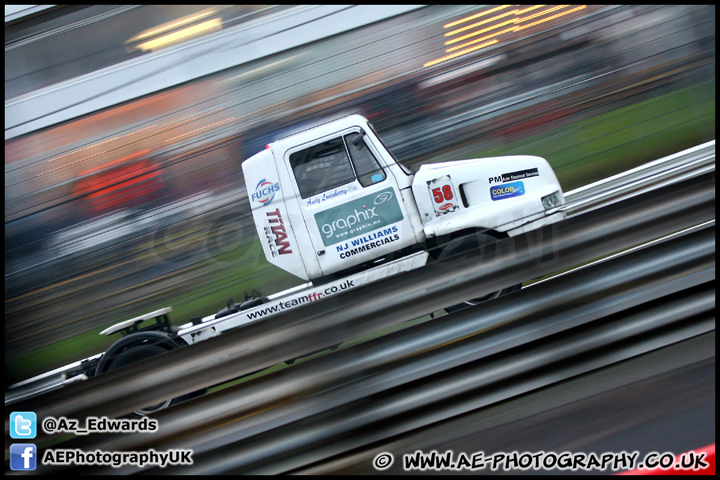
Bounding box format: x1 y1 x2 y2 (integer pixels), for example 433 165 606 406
243 114 565 281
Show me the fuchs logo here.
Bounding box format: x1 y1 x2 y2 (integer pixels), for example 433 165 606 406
252 179 280 205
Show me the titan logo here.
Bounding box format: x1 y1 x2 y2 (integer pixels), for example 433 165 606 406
266 208 292 255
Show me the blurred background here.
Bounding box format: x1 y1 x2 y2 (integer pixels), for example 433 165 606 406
4 5 715 387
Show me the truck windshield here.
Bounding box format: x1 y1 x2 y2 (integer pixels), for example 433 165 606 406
343 132 386 187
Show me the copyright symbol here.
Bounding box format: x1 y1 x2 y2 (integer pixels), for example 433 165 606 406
373 452 394 470
42 417 57 433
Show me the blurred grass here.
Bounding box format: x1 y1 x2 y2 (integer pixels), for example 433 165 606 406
7 79 716 385
471 79 715 191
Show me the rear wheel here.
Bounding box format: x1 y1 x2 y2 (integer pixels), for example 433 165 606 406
435 232 521 312
96 332 204 415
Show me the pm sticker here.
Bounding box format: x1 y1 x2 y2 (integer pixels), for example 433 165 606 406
501 168 538 182
490 181 525 201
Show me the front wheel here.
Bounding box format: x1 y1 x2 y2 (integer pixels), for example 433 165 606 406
434 232 522 312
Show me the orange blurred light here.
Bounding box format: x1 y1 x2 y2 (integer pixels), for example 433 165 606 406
135 18 222 52
443 5 512 29
444 10 517 37
515 5 587 31
423 40 499 68
131 9 215 41
446 23 516 50
446 5 571 47
425 5 588 68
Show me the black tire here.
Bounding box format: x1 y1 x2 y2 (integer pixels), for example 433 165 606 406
97 332 205 415
435 232 521 312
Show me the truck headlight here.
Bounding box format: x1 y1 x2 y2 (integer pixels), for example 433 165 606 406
541 191 563 211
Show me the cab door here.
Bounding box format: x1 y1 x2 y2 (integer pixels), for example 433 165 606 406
283 127 417 277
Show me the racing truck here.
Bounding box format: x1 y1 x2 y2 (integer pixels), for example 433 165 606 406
6 114 566 413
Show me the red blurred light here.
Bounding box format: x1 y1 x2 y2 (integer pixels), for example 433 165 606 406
72 150 164 213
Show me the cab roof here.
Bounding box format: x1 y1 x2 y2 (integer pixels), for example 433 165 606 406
270 114 370 155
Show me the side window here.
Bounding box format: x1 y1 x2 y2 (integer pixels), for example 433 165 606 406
344 132 386 187
290 137 356 199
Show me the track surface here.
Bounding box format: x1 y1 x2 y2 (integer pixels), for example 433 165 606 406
297 333 715 474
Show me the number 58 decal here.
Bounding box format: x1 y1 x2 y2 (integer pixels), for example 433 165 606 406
427 175 459 217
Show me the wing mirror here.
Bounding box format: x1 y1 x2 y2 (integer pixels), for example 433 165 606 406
351 128 366 147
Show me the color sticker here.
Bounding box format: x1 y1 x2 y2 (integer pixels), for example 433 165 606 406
490 181 525 201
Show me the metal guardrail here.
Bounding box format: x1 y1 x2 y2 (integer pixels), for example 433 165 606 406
562 140 715 215
6 170 713 439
